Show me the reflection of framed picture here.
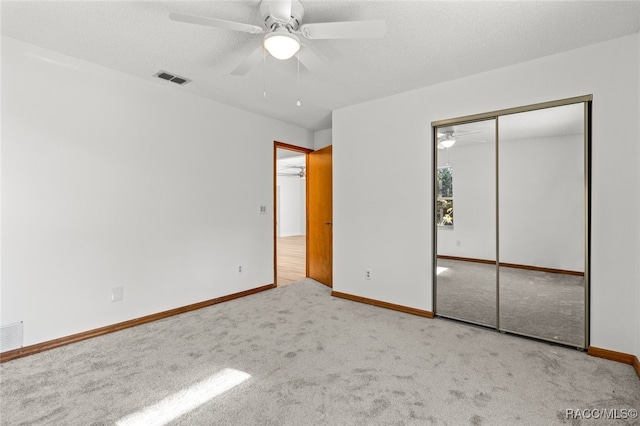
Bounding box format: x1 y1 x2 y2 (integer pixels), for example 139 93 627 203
437 166 453 226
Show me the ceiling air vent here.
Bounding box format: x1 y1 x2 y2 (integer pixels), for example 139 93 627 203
155 70 191 85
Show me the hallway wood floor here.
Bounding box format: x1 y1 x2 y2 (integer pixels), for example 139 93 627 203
277 235 306 286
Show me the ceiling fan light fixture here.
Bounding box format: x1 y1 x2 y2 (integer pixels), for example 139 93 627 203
440 138 456 148
263 30 300 60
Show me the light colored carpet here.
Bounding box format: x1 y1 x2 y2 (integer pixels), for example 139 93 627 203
1 279 638 425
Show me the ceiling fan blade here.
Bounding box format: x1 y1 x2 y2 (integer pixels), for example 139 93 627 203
452 130 481 137
267 0 292 24
457 138 486 143
169 12 264 34
297 47 331 81
299 20 386 40
231 45 265 76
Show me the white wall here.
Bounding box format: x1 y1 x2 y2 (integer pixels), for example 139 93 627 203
314 128 332 150
1 36 313 348
637 34 640 364
333 34 639 355
276 175 306 237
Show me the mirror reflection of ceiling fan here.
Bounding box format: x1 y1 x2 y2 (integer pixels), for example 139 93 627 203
437 130 486 149
170 0 386 80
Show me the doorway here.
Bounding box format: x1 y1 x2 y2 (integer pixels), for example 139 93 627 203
274 142 333 288
275 142 312 286
433 96 592 349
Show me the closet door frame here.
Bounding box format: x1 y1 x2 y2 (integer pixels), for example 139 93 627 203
432 94 592 349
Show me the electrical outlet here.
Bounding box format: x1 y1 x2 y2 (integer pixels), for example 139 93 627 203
238 265 243 273
259 205 267 214
365 269 372 280
111 286 123 302
456 240 461 247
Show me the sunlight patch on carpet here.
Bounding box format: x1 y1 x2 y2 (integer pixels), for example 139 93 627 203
436 267 448 275
116 368 251 426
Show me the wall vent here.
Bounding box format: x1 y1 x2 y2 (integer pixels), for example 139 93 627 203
155 70 191 85
1 322 24 352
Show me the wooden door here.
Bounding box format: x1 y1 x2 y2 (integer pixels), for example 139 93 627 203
307 145 333 286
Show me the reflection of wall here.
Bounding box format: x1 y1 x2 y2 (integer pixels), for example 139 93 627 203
437 142 496 261
277 175 306 237
437 134 584 272
500 135 584 271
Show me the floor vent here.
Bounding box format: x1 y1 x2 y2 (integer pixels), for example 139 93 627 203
1 322 24 352
155 70 191 85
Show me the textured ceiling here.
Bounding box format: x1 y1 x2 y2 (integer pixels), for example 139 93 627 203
2 1 639 131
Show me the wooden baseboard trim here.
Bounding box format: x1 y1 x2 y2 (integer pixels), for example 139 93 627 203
1 283 276 363
331 291 434 318
437 255 495 265
588 346 640 378
587 346 635 364
437 255 584 276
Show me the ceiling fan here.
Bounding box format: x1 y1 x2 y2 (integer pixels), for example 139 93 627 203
277 165 306 178
437 130 485 149
170 0 386 80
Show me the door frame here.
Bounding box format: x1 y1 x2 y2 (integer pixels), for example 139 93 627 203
274 141 313 286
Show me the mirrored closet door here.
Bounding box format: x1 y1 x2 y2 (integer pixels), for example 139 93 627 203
433 97 590 349
435 119 497 327
498 103 586 347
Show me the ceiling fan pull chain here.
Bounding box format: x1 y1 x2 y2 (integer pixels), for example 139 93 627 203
296 51 301 107
263 47 267 99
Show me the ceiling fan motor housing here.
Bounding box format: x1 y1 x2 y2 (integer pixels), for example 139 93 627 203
260 0 304 31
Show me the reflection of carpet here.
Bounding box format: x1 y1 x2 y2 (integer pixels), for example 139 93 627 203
2 279 638 425
436 259 585 347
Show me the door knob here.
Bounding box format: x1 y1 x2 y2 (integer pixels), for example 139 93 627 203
325 222 332 225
